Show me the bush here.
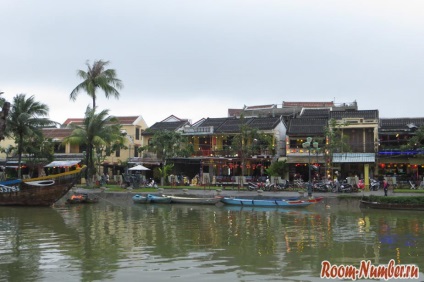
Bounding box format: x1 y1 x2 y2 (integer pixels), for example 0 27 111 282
363 195 424 204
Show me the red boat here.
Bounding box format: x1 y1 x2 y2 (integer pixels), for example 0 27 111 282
307 196 324 203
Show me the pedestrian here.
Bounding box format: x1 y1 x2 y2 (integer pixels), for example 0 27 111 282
383 178 388 196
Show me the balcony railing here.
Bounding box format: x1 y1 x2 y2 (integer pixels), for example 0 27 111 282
191 148 272 158
182 126 214 135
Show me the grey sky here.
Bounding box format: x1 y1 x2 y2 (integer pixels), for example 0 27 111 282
1 0 424 126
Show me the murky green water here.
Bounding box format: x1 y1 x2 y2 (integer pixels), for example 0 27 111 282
0 198 423 281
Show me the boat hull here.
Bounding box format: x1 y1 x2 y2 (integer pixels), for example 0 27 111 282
165 195 222 205
0 168 84 206
147 194 172 204
67 193 99 204
221 197 312 207
360 200 424 211
132 194 149 204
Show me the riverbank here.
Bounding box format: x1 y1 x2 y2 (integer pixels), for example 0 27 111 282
70 185 421 199
56 186 424 214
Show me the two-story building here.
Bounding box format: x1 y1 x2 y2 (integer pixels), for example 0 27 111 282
0 115 148 180
378 118 424 184
135 115 285 185
284 107 379 187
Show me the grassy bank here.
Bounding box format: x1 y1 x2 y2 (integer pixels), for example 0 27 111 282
363 195 424 204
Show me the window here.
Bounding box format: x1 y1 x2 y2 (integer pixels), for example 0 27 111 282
54 143 65 153
136 128 140 140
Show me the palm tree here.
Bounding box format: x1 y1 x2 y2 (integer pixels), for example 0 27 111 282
70 60 123 109
6 94 56 178
63 107 123 186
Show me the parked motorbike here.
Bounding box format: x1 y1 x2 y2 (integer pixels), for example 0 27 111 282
247 182 263 191
357 179 365 190
145 179 158 188
370 178 380 190
332 179 355 193
274 180 290 191
370 178 380 191
313 181 332 192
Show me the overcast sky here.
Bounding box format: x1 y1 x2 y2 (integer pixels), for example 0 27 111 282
1 0 424 126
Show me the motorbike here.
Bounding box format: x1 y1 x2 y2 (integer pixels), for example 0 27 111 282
145 179 158 188
370 178 380 191
274 180 290 191
357 179 365 190
247 182 264 191
313 181 332 192
332 179 355 193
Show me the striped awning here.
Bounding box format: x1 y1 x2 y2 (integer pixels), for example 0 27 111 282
332 153 375 163
44 160 81 167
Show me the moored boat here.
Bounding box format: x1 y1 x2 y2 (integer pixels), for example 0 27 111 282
360 200 424 211
147 194 172 204
164 195 223 205
67 193 99 204
307 196 324 203
132 194 149 204
0 166 85 206
221 197 312 208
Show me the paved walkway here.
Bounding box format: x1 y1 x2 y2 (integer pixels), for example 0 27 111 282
76 186 419 198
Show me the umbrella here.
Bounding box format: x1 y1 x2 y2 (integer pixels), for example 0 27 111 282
128 164 150 171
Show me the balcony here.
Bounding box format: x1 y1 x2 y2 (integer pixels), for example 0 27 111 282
182 126 214 135
191 147 273 158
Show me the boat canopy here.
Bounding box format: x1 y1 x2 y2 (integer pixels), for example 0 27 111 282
44 160 81 168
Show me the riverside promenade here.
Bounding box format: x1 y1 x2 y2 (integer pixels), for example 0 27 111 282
72 186 417 199
64 186 421 212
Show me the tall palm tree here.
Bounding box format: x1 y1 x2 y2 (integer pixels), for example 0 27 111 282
70 60 123 109
6 94 56 178
63 107 123 186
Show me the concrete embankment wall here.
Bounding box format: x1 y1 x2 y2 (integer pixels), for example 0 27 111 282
59 188 365 212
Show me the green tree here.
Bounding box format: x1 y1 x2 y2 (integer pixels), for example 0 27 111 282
323 118 351 179
6 94 56 178
70 60 123 109
148 130 185 164
23 136 55 177
154 164 174 185
402 125 424 151
265 160 288 178
231 120 274 178
63 107 123 186
147 130 191 185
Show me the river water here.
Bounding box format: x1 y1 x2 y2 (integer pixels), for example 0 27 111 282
0 196 423 282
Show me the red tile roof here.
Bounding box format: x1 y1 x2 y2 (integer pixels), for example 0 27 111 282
63 116 140 126
42 128 74 139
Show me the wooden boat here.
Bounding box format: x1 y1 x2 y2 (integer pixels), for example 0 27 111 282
221 197 312 208
360 200 424 211
132 194 149 204
147 194 172 204
164 195 223 205
67 193 99 204
307 196 324 203
0 166 85 206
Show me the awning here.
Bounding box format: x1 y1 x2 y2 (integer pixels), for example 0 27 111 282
278 157 287 162
44 160 81 168
285 156 324 163
128 164 150 171
332 153 375 163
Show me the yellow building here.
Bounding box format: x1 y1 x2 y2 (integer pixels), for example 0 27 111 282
0 115 148 179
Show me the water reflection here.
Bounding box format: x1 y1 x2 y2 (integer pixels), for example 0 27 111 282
0 201 423 281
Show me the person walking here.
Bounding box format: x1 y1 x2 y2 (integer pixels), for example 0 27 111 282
383 178 388 196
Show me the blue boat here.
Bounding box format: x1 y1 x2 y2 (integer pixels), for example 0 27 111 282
132 194 149 204
221 197 312 208
147 194 172 204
